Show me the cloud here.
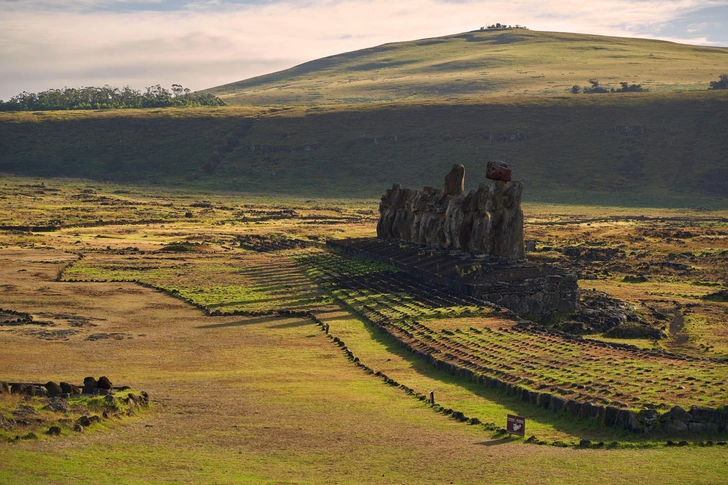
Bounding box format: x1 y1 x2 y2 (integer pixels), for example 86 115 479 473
1 0 726 100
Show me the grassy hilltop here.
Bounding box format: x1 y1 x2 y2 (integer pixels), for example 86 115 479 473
1 29 727 207
203 29 728 105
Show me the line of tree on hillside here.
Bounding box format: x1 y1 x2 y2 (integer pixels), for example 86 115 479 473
480 24 527 30
571 79 646 94
0 84 225 111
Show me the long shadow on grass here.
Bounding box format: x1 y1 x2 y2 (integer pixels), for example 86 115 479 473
196 316 284 328
343 310 679 443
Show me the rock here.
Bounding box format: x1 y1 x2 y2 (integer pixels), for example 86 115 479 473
73 424 84 432
0 381 8 393
44 398 68 413
77 416 92 427
60 382 80 395
46 426 61 436
663 420 688 433
451 411 468 422
668 405 692 423
10 383 27 394
45 381 63 397
617 409 642 432
690 406 721 424
443 164 465 196
639 408 659 432
83 377 98 388
486 160 512 182
578 439 592 448
550 396 566 413
97 376 112 390
604 406 619 427
23 385 45 397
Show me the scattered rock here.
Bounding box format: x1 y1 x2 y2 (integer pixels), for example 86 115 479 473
83 377 98 389
73 424 84 433
76 416 92 427
578 439 592 448
44 398 68 413
46 426 61 436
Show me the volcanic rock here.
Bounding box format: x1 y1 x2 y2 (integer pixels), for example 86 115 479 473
486 160 512 182
45 381 63 397
97 376 112 390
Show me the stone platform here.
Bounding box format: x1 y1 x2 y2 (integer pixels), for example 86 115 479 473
328 237 579 315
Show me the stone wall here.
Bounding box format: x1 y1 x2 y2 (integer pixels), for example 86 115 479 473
377 163 525 260
329 238 579 315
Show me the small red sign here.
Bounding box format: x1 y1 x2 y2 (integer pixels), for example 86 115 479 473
506 414 525 436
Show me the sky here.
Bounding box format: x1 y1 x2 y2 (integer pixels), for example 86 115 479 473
1 0 727 100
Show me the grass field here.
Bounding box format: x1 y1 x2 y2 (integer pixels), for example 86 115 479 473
1 176 727 483
203 29 728 105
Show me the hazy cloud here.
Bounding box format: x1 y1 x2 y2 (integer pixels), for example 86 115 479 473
1 0 726 99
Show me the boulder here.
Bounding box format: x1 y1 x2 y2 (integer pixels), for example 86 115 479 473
46 426 61 436
550 396 567 413
486 160 512 182
45 381 63 397
60 382 80 395
604 406 619 428
668 405 692 423
83 377 98 389
97 376 112 390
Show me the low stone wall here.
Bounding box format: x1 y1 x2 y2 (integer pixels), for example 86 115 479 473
328 238 579 315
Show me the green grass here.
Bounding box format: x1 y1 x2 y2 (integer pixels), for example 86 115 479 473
203 29 728 105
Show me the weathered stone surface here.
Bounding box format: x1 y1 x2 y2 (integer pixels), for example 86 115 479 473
668 405 692 423
604 406 619 427
486 160 512 182
60 382 80 395
550 396 566 413
83 377 97 389
377 165 525 259
444 164 465 196
639 408 659 432
97 376 112 390
45 381 62 397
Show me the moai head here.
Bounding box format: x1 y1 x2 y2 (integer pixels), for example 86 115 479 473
444 164 465 196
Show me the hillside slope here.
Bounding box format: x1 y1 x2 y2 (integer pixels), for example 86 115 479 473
204 29 728 105
1 92 726 207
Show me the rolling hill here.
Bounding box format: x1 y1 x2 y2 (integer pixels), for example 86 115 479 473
1 30 727 207
203 29 728 105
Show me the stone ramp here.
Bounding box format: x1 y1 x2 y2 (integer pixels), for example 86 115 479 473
327 237 578 315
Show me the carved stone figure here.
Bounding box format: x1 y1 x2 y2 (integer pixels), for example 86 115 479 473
377 164 525 259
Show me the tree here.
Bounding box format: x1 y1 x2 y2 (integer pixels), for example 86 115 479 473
709 74 728 90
